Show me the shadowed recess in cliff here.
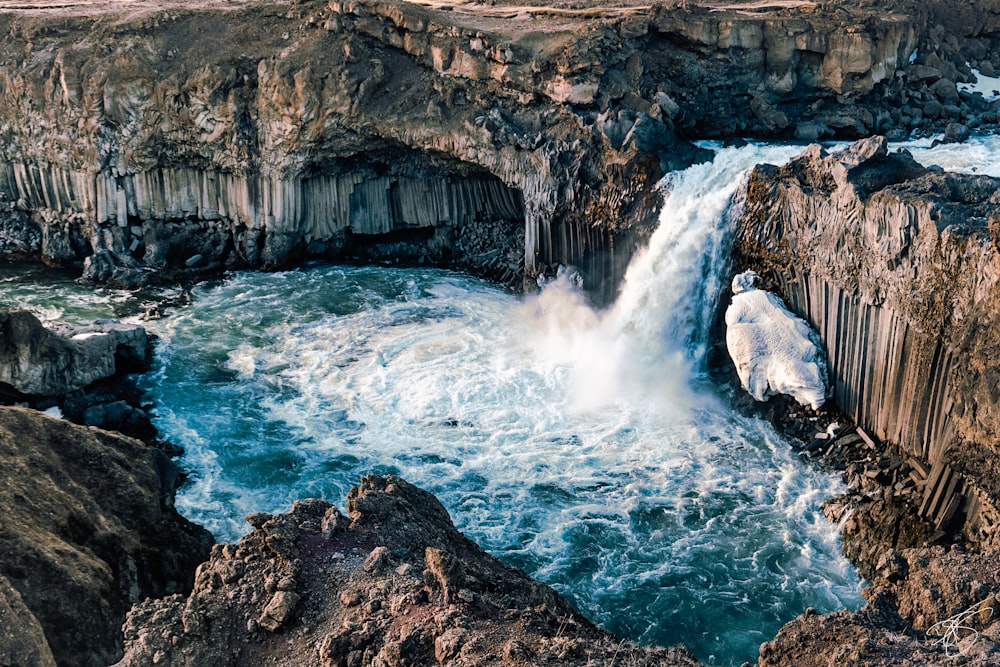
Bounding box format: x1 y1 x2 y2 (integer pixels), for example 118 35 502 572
0 153 528 284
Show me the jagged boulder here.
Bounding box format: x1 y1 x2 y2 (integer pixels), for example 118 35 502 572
0 310 150 398
115 475 701 667
0 406 213 667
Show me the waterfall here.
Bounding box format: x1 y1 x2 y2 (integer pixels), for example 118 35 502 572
524 143 803 411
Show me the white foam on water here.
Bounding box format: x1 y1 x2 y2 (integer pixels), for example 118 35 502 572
902 134 1000 177
8 135 994 663
133 142 869 665
958 67 1000 102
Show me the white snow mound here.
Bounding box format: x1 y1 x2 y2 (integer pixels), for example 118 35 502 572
725 270 829 410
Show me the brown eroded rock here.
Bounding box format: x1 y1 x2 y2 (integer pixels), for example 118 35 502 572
758 546 1000 666
0 574 56 667
0 406 213 667
115 475 702 667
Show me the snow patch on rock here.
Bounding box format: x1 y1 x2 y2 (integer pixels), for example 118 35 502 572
725 271 829 409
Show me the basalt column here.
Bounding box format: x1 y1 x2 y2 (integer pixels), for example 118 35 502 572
731 136 1000 545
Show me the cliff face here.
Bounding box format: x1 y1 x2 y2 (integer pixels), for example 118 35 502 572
0 406 213 667
113 475 701 667
0 0 997 301
0 0 704 301
732 136 1000 547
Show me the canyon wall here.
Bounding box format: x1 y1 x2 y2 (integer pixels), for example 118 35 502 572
732 136 1000 546
0 0 998 300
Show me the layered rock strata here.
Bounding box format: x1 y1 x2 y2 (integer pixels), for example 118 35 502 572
114 474 700 667
0 0 998 300
0 406 213 667
731 136 1000 548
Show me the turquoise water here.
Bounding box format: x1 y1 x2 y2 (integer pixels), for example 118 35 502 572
7 134 996 663
138 263 860 666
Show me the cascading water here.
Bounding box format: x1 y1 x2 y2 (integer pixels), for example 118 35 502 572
3 143 874 666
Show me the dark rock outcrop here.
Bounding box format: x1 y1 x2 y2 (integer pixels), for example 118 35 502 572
0 309 150 398
114 474 701 667
0 309 158 438
0 406 213 667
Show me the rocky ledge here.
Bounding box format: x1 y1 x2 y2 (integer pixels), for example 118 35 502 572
0 406 213 667
0 309 158 438
114 474 700 667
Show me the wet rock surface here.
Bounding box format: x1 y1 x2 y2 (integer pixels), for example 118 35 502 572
0 406 213 667
114 475 701 667
0 309 160 439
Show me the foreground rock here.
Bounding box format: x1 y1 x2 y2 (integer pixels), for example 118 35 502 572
0 406 213 667
115 475 701 667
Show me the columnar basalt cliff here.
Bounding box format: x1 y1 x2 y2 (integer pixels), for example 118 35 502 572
732 136 1000 548
0 0 998 301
